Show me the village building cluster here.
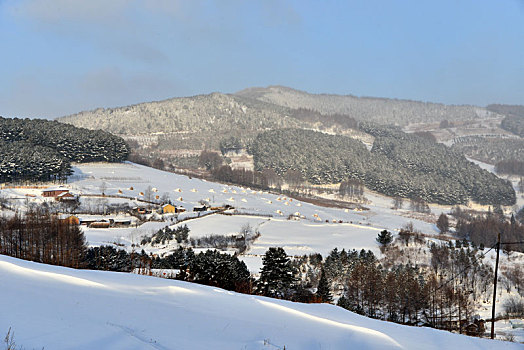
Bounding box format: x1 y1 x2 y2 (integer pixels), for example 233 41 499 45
24 186 235 230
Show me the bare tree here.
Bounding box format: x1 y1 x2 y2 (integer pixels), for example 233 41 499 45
144 185 153 204
96 197 109 215
160 192 170 204
392 197 403 210
199 150 223 170
262 168 281 189
4 327 16 350
99 181 107 196
339 179 364 199
284 169 303 190
410 198 430 213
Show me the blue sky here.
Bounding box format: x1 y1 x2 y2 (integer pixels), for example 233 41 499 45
1 0 523 118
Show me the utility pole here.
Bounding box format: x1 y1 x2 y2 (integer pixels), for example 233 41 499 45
490 233 501 340
458 291 462 334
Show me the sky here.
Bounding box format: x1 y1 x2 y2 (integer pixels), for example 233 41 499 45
0 0 523 119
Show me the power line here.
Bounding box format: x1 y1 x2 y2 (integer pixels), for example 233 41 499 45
434 242 497 292
429 237 521 339
500 241 524 245
434 238 524 292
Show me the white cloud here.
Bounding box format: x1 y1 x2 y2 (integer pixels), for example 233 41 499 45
78 66 178 106
0 0 304 117
6 0 176 64
7 0 133 23
7 0 302 29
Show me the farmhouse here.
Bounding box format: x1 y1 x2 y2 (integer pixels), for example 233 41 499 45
162 204 176 214
56 192 76 202
193 205 208 212
464 319 486 337
135 207 152 214
42 188 69 198
77 215 133 228
79 217 97 226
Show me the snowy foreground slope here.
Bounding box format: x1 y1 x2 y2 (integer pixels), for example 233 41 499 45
1 255 519 350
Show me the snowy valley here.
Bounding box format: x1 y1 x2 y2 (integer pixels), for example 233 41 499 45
1 161 523 347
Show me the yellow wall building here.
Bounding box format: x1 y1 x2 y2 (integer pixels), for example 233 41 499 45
162 204 176 214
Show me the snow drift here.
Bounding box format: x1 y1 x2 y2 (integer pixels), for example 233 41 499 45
0 255 519 349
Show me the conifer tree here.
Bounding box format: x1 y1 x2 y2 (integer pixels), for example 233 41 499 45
256 247 296 298
376 230 393 246
437 213 449 234
316 267 333 303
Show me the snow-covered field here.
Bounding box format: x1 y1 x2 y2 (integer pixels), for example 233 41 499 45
1 254 520 350
1 161 447 272
52 162 452 272
4 161 517 273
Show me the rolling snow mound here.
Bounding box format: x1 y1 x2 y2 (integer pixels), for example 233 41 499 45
0 255 519 350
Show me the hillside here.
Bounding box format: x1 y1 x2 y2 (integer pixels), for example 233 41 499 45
55 87 521 204
501 116 524 138
60 86 495 137
59 92 303 135
0 117 128 182
58 92 310 149
1 161 523 344
1 254 520 350
250 128 516 206
57 86 509 147
236 86 488 126
487 105 524 119
451 137 524 165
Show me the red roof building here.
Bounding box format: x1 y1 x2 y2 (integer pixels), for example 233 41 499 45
42 188 69 198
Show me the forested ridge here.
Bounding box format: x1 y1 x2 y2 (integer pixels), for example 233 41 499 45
500 116 524 138
59 86 498 171
237 85 483 126
487 104 524 137
0 117 129 182
451 136 524 164
250 128 516 206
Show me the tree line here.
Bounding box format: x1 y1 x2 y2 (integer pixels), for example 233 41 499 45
333 244 494 331
0 209 86 268
486 104 524 137
451 136 524 168
500 115 524 138
80 238 505 334
3 211 521 335
453 207 524 253
495 159 524 177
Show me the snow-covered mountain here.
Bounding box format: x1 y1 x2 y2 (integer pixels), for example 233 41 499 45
58 86 495 139
57 92 302 136
236 86 487 125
